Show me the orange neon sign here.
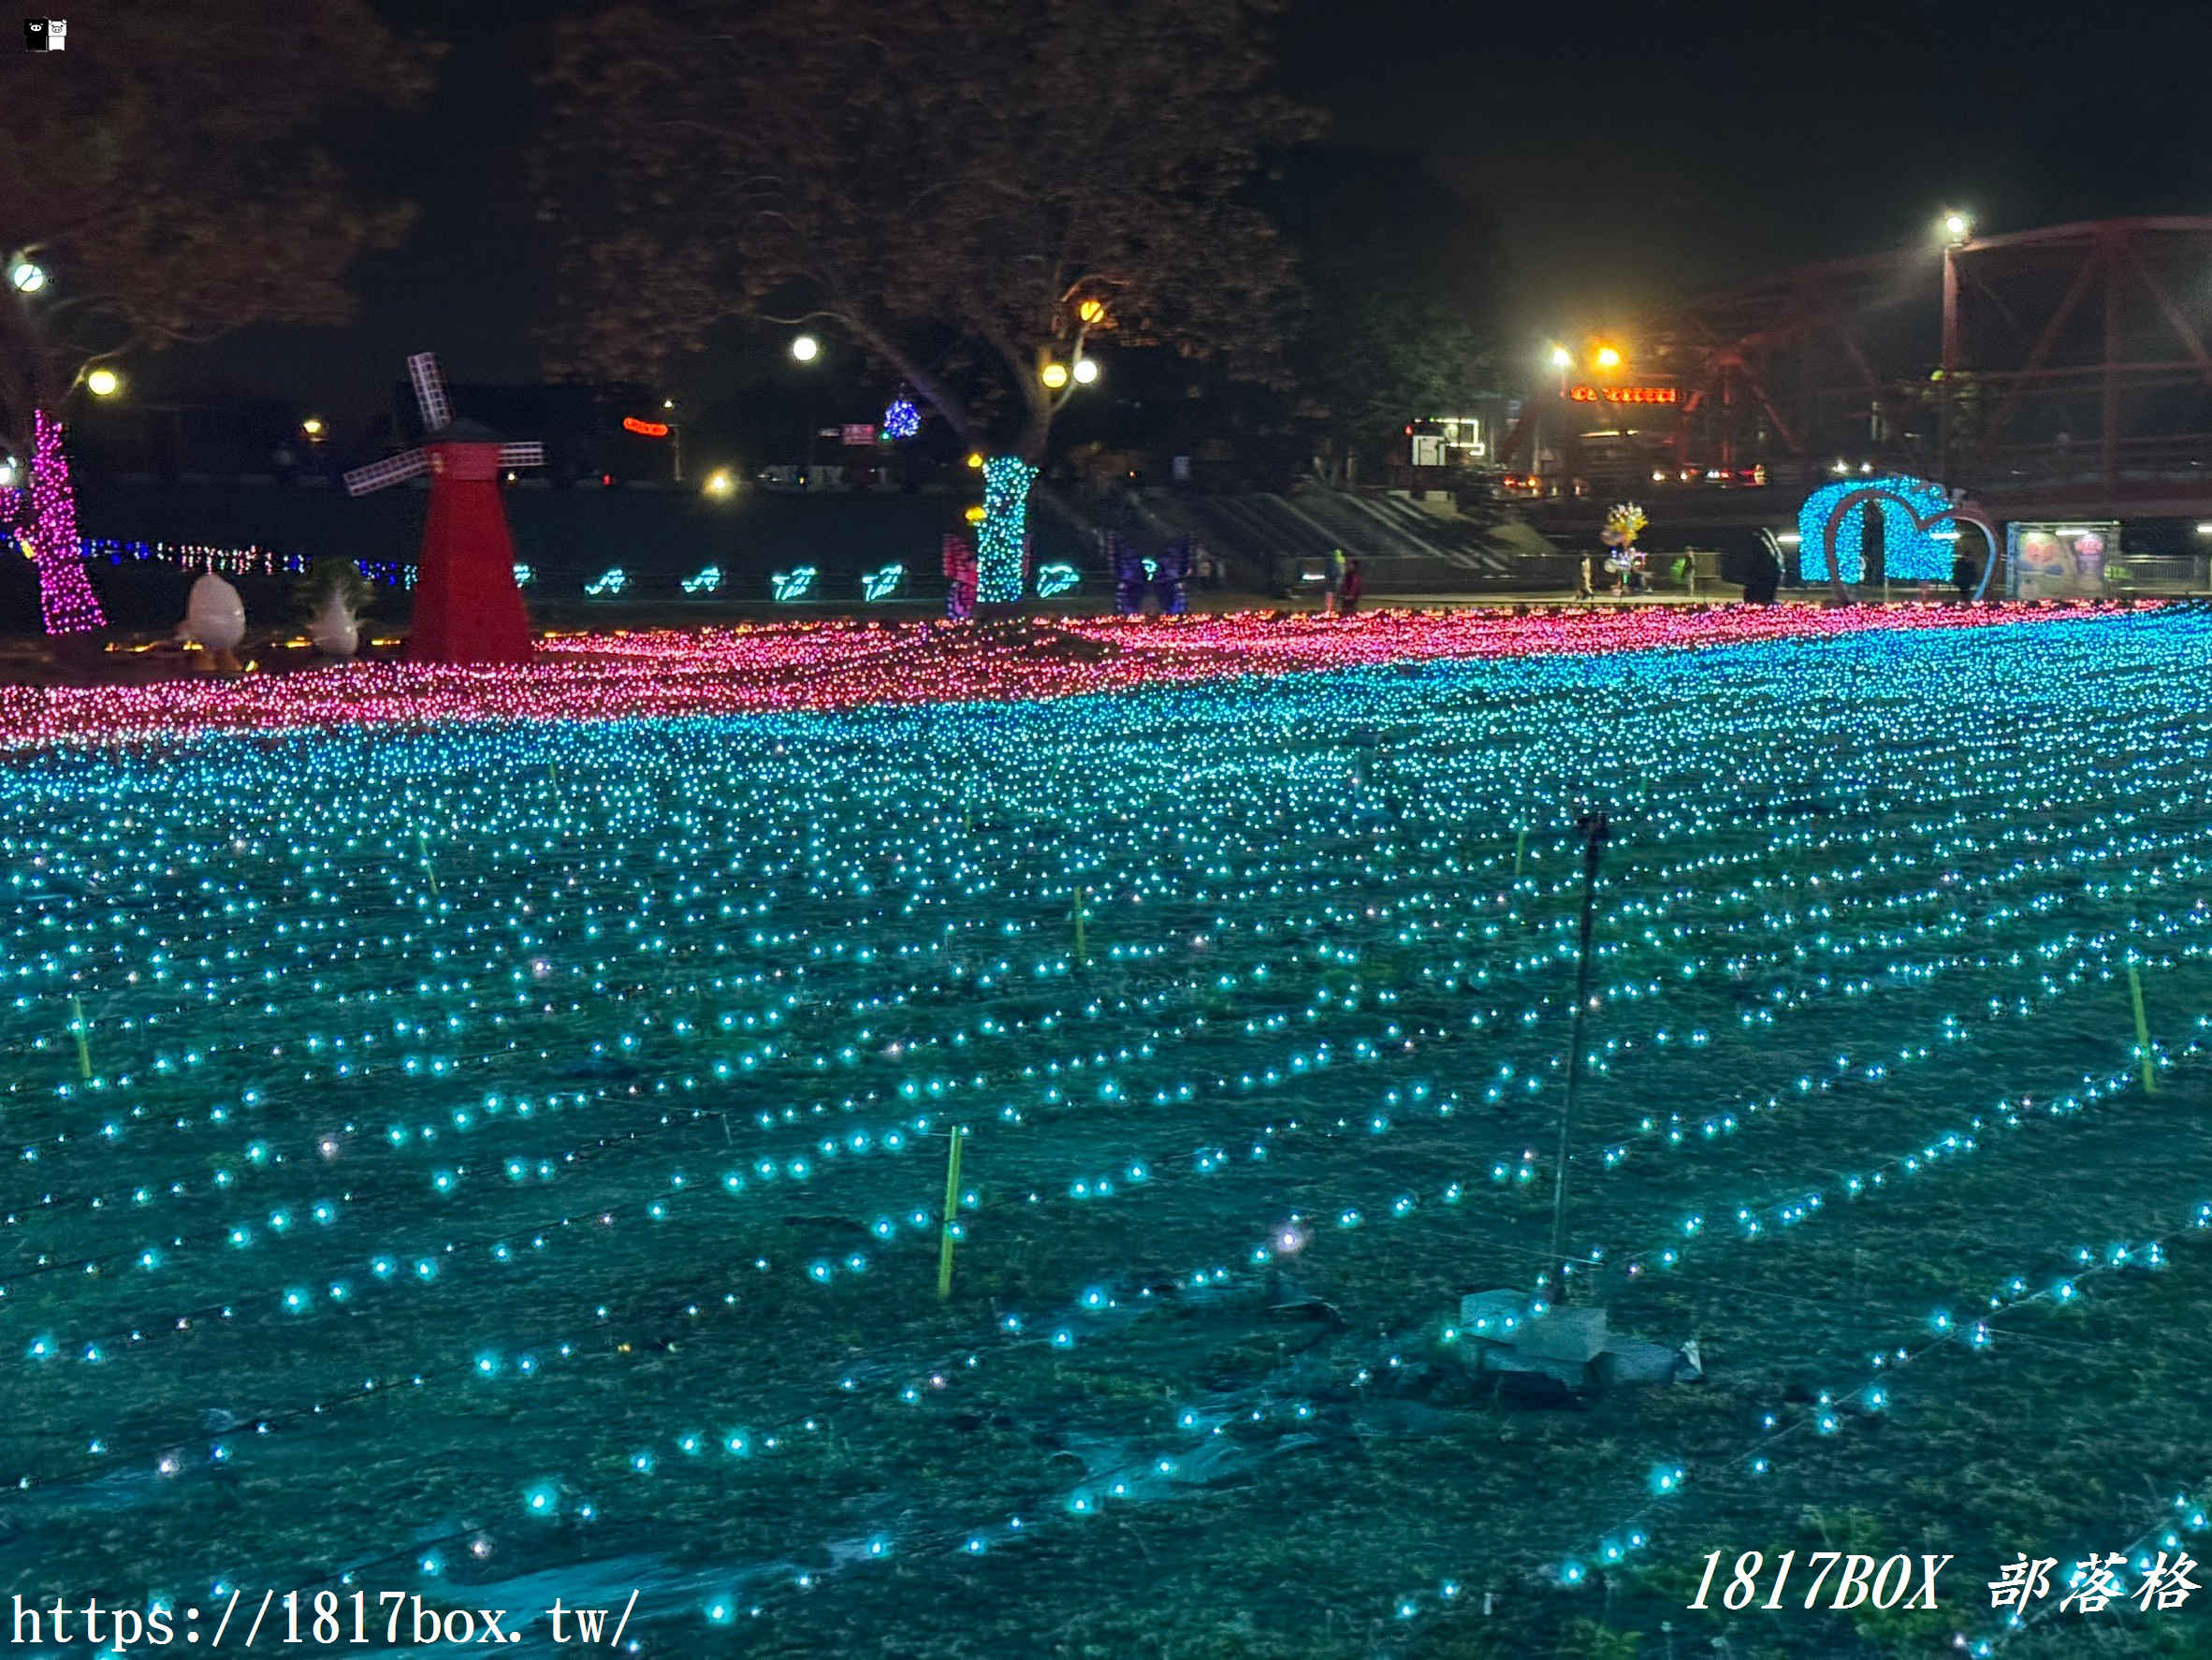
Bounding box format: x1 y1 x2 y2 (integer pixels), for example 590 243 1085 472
1568 386 1678 404
622 416 672 437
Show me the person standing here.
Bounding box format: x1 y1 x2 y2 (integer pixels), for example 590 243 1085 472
1340 558 1364 615
1742 540 1782 605
1951 545 1982 602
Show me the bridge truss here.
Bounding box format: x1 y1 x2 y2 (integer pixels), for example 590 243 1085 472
1550 218 2212 517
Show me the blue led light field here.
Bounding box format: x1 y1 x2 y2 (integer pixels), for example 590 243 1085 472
6 611 2212 1654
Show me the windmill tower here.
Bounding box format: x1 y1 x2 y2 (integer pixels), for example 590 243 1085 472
343 352 543 664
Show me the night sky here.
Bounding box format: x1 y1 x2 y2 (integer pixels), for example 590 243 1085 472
151 0 2212 429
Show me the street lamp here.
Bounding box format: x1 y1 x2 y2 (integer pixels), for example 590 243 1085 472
9 259 47 294
1938 212 1973 479
301 416 326 441
1594 344 1623 371
704 467 735 498
84 367 122 398
790 339 825 485
1071 357 1099 386
661 398 683 482
1041 361 1070 389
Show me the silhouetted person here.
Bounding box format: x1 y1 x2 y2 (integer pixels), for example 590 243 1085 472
1742 542 1782 605
1952 547 1981 602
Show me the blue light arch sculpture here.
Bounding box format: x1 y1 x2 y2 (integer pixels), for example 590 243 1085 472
1797 474 1997 600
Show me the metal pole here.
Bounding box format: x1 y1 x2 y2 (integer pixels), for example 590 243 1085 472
2101 233 2120 501
1939 243 1960 486
1545 811 1609 1303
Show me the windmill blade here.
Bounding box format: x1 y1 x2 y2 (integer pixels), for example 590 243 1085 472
497 442 546 469
342 449 429 496
407 352 451 432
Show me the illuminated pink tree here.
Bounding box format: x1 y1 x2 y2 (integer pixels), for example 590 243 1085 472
4 412 104 633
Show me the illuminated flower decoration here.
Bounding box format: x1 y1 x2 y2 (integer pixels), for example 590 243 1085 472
882 398 921 442
1600 502 1648 547
1600 502 1649 574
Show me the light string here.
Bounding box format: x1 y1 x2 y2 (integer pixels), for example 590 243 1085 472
12 610 2212 1638
0 603 2142 750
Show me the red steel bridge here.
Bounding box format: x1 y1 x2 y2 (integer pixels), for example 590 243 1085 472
1502 217 2212 524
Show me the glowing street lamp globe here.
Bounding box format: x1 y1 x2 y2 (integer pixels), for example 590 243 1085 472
1594 345 1623 371
1548 345 1573 371
85 368 123 398
1943 211 1972 242
790 335 821 363
9 259 47 294
1041 362 1070 390
1071 357 1099 386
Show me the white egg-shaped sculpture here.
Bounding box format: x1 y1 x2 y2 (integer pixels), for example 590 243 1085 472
178 571 246 652
308 592 360 658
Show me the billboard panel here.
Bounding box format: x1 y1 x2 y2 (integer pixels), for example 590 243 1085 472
2007 522 2117 600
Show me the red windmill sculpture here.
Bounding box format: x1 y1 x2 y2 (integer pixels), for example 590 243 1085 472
343 352 542 664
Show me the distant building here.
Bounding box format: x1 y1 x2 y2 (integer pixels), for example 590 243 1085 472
71 398 320 480
390 380 675 483
1393 399 1512 488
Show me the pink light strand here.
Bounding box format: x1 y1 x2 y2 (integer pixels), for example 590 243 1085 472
0 601 2140 750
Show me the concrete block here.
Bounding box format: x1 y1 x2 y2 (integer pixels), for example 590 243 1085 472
1458 1289 1529 1341
1477 1347 1592 1388
1598 1336 1687 1387
1518 1306 1608 1364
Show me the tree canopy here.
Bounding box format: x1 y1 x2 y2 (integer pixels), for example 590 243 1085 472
538 0 1317 460
1262 147 1501 481
0 1 436 458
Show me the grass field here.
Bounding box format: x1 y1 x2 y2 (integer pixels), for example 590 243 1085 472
5 605 2211 1658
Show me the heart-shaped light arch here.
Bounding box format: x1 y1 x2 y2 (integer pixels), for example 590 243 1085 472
1797 475 1998 602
